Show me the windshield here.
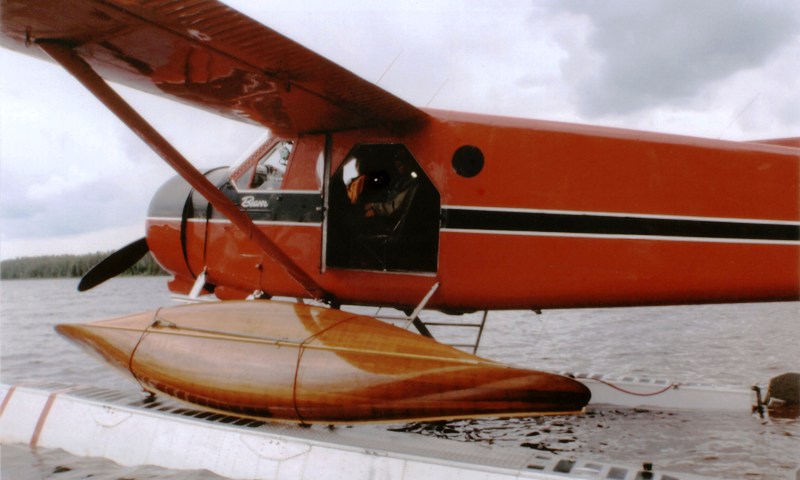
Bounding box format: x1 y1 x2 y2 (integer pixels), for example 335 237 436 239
231 141 293 191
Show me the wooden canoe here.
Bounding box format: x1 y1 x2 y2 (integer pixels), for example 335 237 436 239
56 300 590 423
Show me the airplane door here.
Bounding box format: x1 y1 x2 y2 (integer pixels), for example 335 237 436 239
325 144 439 273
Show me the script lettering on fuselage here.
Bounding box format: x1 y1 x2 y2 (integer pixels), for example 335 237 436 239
241 195 270 209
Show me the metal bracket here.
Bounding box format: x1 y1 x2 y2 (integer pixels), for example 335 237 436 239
189 269 208 299
408 282 440 324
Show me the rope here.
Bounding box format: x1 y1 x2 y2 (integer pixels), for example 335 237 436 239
128 308 163 394
594 378 678 397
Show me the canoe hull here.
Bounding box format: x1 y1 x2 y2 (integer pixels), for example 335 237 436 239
56 301 590 423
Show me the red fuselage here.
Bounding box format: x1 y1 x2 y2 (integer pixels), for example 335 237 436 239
146 109 800 312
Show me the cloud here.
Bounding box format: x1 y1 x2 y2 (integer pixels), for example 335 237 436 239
547 0 800 117
0 224 146 259
1 171 144 239
0 49 264 256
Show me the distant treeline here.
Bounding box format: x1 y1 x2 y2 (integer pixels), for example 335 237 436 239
0 252 167 280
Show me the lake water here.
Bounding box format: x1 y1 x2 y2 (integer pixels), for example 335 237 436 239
1 277 798 479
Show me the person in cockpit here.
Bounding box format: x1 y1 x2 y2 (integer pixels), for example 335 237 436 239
363 152 418 220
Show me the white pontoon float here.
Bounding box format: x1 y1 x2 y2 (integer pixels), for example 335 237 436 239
4 374 787 480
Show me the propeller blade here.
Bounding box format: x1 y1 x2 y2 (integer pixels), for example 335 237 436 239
78 237 149 292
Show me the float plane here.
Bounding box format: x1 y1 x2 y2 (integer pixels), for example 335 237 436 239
2 0 798 423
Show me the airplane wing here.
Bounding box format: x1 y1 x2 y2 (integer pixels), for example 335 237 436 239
0 0 427 135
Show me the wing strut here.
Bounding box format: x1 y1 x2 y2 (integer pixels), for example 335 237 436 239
37 41 332 303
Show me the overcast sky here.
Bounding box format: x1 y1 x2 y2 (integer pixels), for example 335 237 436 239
1 0 799 259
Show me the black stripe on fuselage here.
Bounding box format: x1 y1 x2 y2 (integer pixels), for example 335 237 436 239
441 208 800 242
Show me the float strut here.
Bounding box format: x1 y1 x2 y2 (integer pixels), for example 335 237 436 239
37 41 331 303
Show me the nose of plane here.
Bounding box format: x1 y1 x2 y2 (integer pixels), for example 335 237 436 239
146 173 194 220
146 167 230 220
145 167 230 285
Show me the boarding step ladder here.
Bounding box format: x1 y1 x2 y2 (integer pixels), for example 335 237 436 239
370 282 491 354
374 310 490 354
418 311 490 354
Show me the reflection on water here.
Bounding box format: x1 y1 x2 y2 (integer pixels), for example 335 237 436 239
1 277 798 479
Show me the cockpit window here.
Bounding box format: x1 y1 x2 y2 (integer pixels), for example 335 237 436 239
233 141 293 191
